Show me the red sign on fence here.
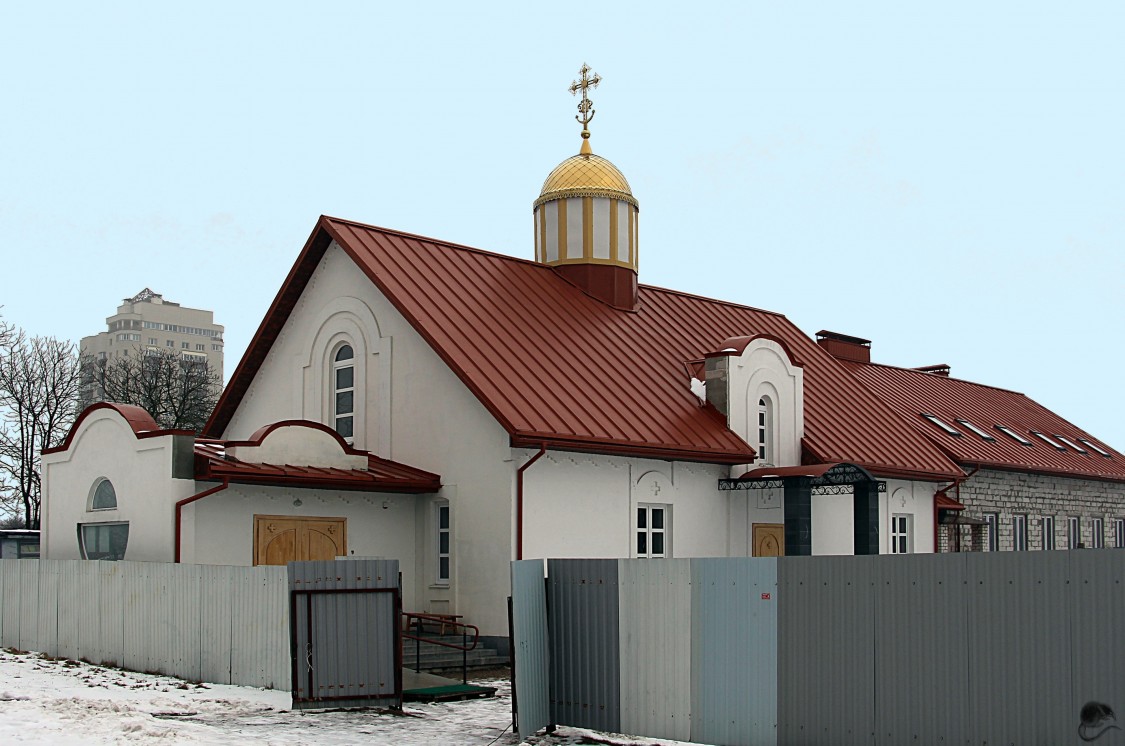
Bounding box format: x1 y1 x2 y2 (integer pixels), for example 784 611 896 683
761 592 771 600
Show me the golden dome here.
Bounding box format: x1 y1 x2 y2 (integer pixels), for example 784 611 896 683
535 152 638 209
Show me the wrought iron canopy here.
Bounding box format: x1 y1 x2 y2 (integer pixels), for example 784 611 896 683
718 462 886 494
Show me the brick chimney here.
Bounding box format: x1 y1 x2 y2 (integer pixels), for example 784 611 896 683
815 330 871 364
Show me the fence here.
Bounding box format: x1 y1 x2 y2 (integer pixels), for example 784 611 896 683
512 551 1125 746
0 559 289 689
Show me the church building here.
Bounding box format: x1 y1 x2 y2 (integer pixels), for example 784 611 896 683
41 67 1125 649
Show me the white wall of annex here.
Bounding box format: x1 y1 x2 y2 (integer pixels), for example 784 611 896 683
183 483 423 611
41 409 195 562
220 242 513 637
882 479 937 554
520 453 729 560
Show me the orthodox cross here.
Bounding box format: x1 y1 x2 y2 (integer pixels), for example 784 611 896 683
569 63 601 137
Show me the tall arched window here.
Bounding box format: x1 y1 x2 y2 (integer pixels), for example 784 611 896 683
333 344 355 441
757 397 773 463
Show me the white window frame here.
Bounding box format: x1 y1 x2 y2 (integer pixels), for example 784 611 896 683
1012 515 1028 551
1116 518 1125 549
890 514 913 554
985 513 999 552
434 501 450 585
1042 515 1056 551
756 397 773 464
1068 516 1081 549
637 504 670 558
1091 517 1104 549
332 343 355 443
88 478 118 511
78 522 129 561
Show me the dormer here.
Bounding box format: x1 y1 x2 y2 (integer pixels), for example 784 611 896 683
704 335 805 477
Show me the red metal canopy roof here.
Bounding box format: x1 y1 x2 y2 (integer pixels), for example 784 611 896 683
842 360 1125 482
206 216 961 480
194 440 441 493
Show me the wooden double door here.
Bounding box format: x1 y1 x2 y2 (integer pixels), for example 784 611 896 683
253 515 347 566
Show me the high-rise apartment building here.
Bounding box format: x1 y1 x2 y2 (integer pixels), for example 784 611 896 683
80 288 224 407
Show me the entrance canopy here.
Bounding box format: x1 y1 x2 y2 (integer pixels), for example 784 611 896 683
719 462 887 495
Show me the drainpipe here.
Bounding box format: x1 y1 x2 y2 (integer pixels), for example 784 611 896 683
174 478 230 563
515 445 547 561
933 465 980 553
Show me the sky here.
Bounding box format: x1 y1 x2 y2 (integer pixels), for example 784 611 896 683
1 2 1122 450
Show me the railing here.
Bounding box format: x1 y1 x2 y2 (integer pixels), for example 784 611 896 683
401 612 480 684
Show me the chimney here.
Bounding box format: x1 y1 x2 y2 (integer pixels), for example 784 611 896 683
913 364 951 377
815 330 871 364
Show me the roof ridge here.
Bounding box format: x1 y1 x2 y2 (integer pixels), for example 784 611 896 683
637 283 788 318
847 359 1028 397
322 215 551 270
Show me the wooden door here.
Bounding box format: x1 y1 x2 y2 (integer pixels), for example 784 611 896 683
254 515 347 566
752 523 785 557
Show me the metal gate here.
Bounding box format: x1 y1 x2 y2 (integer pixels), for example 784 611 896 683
288 559 402 710
511 559 550 740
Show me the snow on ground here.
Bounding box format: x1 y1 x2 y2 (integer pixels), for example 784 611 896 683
0 650 700 745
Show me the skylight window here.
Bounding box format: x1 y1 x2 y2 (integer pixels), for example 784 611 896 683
1078 439 1112 458
956 419 995 441
1054 435 1087 454
1031 432 1065 451
921 414 961 436
995 425 1033 446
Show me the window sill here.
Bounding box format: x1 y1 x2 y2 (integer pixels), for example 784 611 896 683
429 583 450 590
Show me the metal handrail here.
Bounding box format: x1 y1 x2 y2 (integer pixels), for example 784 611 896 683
400 612 481 684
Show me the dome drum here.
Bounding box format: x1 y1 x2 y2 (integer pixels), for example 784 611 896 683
534 195 638 270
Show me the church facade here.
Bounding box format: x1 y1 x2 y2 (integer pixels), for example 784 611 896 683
41 69 1125 645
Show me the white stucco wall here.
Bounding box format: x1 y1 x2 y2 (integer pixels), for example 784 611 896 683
219 242 513 637
41 408 196 562
881 479 937 554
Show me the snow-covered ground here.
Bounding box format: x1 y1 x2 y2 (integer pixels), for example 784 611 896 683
0 650 697 745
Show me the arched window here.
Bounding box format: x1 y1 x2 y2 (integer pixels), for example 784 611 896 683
333 344 355 441
91 478 117 510
757 397 773 463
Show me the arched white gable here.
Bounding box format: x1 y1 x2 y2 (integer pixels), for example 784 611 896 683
724 338 805 477
301 296 392 454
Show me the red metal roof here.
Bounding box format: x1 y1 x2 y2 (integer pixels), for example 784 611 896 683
842 361 1125 482
45 402 192 455
206 216 961 480
194 440 441 493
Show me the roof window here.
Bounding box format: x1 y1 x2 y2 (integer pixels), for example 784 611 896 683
1054 435 1087 454
995 425 1033 446
956 419 995 441
921 414 961 436
1078 439 1112 458
1031 432 1066 451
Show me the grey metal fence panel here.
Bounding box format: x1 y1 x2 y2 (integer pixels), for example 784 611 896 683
288 559 398 709
69 561 100 663
689 557 777 746
965 550 1073 746
0 560 17 647
96 562 126 667
548 559 621 734
872 552 970 746
620 559 692 743
35 560 60 657
169 564 202 683
18 560 40 653
778 555 879 746
511 559 550 741
232 564 289 690
122 562 147 673
1069 549 1125 742
199 564 235 684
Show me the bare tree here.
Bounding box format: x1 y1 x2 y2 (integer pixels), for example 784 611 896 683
0 330 81 528
82 347 220 433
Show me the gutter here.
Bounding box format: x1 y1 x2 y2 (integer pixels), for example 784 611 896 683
174 478 230 563
515 444 547 561
933 466 980 551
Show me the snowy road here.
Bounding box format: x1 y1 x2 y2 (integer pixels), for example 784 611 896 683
0 650 694 745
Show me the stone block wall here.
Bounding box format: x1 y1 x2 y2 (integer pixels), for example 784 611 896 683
953 469 1125 552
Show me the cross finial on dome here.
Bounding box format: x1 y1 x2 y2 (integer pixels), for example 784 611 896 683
569 63 601 155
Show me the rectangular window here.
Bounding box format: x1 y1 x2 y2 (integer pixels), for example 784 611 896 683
1012 515 1028 551
181 341 189 349
1078 439 1112 458
166 340 174 347
196 343 205 351
148 338 157 345
1116 519 1125 549
890 514 913 554
921 414 961 436
1042 515 1056 550
436 503 450 583
995 425 1033 446
1068 517 1081 549
637 504 670 558
956 419 995 441
985 513 999 552
79 523 129 560
1031 432 1066 450
1092 518 1104 549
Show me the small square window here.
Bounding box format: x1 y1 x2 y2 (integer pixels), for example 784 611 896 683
636 504 669 558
